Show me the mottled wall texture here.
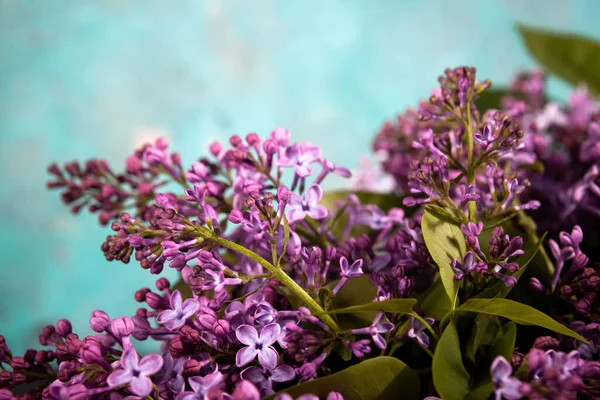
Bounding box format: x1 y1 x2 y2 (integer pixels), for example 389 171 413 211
1 0 599 353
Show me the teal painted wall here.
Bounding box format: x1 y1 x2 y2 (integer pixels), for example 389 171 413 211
1 0 599 353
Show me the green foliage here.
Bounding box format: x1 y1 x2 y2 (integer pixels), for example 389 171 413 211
268 357 420 400
321 298 417 315
432 320 471 400
421 211 467 309
452 298 587 343
518 24 600 95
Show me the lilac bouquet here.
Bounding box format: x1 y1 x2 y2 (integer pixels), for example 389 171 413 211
2 26 600 400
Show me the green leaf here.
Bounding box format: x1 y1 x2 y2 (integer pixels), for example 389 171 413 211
278 213 290 266
453 298 588 343
321 298 417 315
490 322 517 363
518 24 600 95
465 315 501 362
421 211 467 308
267 356 420 400
424 204 465 225
320 191 405 212
420 277 453 321
327 275 378 328
476 89 511 112
465 382 494 400
172 279 194 299
432 320 471 400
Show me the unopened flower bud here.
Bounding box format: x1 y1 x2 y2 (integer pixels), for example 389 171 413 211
111 316 134 337
155 277 170 291
55 318 72 336
213 320 230 337
90 310 110 332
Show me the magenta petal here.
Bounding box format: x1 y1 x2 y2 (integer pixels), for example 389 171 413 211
107 369 133 387
258 346 279 370
491 356 512 380
236 325 259 346
236 346 258 367
259 323 281 346
138 353 163 375
130 376 152 397
296 164 312 177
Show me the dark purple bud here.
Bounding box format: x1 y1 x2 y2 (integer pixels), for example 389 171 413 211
527 349 547 371
325 246 336 260
11 357 26 370
169 338 184 356
90 310 110 332
277 186 291 203
65 334 82 353
156 277 170 291
135 288 151 302
542 367 560 382
580 361 600 379
179 326 202 344
55 318 72 336
559 285 573 298
533 336 559 350
575 298 591 314
573 252 589 269
131 316 151 341
111 316 134 337
184 359 205 376
560 375 584 391
213 320 230 337
23 349 36 363
145 292 163 309
529 277 545 293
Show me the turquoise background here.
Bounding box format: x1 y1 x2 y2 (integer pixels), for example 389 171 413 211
1 0 600 354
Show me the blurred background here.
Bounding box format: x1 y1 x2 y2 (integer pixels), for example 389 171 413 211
1 0 600 354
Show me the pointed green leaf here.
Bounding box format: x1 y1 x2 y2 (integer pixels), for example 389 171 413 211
490 322 517 363
278 213 290 266
420 277 453 321
453 299 587 343
518 24 600 95
421 211 467 308
327 275 378 328
321 298 417 315
267 356 420 400
465 382 494 400
432 320 471 400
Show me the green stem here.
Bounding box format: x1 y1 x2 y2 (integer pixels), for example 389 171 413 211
465 102 477 222
209 235 341 332
410 312 439 342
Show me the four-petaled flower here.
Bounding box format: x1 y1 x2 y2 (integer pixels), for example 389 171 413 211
107 349 163 397
158 352 188 393
351 311 395 349
175 369 225 400
277 143 322 177
490 356 523 400
156 290 200 330
407 316 435 348
451 252 477 281
286 184 327 223
474 123 498 148
236 324 281 369
241 364 295 396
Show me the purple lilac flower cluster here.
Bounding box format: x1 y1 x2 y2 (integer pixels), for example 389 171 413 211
3 127 438 399
3 66 599 399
